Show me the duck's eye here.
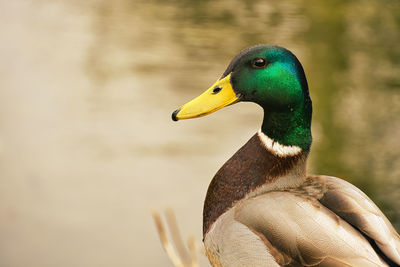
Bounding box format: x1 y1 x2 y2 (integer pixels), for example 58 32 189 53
252 58 267 69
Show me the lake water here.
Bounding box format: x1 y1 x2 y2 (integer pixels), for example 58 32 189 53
0 0 399 266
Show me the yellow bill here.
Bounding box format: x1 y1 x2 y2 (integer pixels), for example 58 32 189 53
172 74 239 121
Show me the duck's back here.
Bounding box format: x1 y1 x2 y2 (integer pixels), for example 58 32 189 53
202 134 400 267
204 176 399 266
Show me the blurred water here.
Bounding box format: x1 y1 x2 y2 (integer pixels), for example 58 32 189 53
0 0 398 266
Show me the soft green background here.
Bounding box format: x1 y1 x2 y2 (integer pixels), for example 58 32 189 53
0 0 398 266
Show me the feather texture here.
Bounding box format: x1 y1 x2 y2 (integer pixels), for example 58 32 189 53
204 175 400 266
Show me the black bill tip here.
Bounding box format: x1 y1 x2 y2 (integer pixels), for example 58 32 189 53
171 109 180 121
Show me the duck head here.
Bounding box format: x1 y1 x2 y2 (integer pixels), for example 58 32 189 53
172 45 312 151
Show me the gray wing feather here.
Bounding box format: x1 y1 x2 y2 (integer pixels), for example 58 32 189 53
318 175 400 265
235 191 388 266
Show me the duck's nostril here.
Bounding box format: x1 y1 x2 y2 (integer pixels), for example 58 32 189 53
212 86 222 94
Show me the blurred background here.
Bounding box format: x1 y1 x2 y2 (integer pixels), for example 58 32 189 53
0 0 399 266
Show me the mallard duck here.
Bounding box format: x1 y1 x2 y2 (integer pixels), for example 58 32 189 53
171 45 400 267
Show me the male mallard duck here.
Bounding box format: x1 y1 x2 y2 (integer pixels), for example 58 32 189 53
172 45 400 267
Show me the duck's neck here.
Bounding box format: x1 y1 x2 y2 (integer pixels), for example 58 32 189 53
261 106 312 151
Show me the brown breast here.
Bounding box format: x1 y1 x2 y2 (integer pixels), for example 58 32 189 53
203 133 305 236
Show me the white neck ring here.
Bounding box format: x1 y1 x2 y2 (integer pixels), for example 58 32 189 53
257 130 302 157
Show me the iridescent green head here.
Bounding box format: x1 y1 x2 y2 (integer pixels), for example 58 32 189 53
172 45 312 151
